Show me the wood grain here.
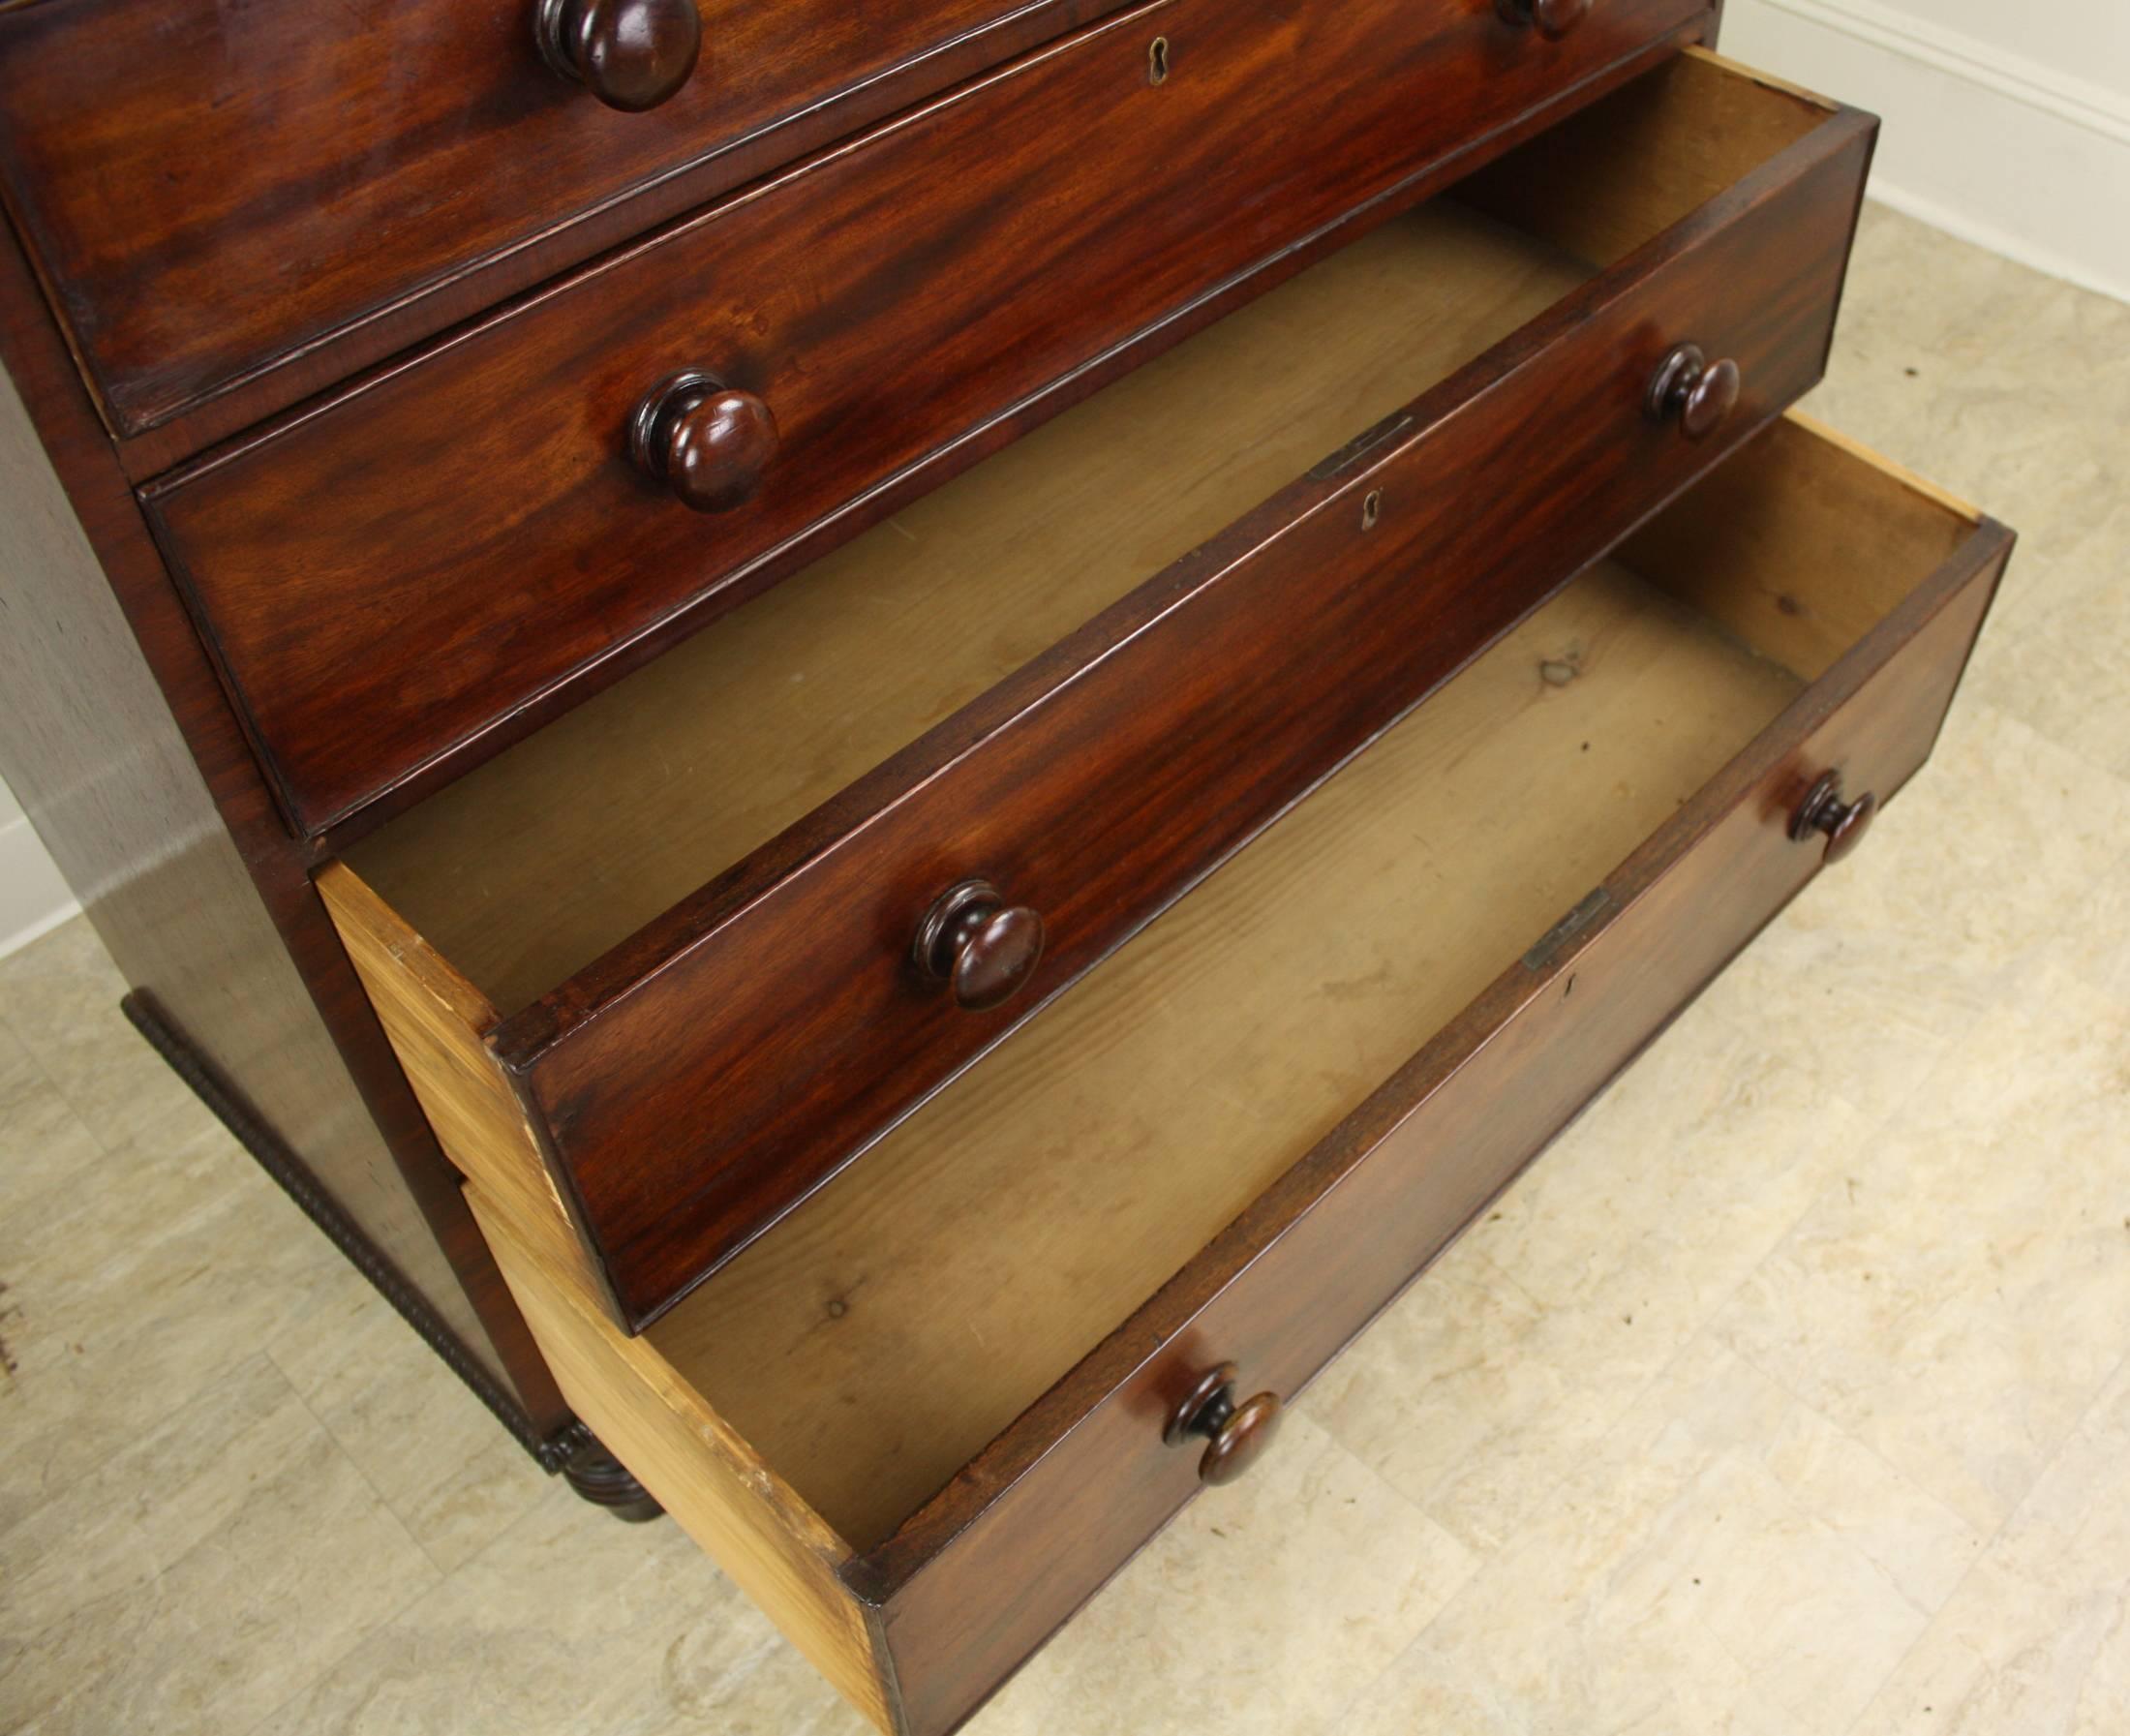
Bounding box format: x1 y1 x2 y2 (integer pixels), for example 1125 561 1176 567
350 46 1829 1017
650 559 1809 1548
348 202 1593 1015
142 0 1712 837
670 420 1993 1557
1457 47 1833 267
437 57 1875 1330
1617 409 1975 680
0 0 1135 448
465 1188 892 1732
315 863 609 1317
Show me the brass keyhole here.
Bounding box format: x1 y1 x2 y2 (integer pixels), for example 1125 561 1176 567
1148 36 1171 84
1362 489 1384 531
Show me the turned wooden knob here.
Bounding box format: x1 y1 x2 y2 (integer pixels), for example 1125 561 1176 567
1647 343 1742 442
629 371 778 512
1166 1363 1283 1487
1789 770 1877 864
913 879 1046 1012
536 0 703 112
1497 0 1594 39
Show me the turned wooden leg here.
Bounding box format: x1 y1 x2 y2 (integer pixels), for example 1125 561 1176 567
563 1435 665 1523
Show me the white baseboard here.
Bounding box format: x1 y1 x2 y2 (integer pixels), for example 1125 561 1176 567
1721 0 2130 305
1862 184 2127 310
0 812 80 959
1746 0 2130 143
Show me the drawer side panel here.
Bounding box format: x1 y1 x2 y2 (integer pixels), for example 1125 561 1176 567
316 862 608 1311
466 1188 894 1733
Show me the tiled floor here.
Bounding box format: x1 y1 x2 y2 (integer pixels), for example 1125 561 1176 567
3 205 2126 1735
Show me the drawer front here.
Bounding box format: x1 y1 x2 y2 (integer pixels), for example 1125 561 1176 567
497 93 1873 1330
144 0 1712 837
868 497 2012 1736
0 0 1126 442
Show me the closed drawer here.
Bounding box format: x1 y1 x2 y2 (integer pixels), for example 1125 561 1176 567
455 413 2011 1736
0 0 1134 444
145 0 1715 837
321 50 1874 1331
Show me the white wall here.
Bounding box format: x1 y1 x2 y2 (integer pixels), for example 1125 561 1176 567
1721 0 2130 303
0 772 77 956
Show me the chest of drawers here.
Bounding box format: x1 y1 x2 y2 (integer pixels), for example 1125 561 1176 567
0 3 2013 1730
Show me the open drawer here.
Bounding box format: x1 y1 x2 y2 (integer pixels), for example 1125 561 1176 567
370 413 2007 1734
319 49 1879 1330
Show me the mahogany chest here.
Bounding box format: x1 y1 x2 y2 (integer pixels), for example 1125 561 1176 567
0 2 2013 1729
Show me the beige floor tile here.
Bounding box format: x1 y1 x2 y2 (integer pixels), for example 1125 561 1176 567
1694 699 2130 1093
603 1617 871 1736
1963 497 2130 784
1342 1336 1981 1736
1306 1237 1659 1557
1310 991 1871 1557
1711 961 2130 1536
264 1263 548 1575
249 1481 863 1736
0 1108 346 1538
0 919 219 1157
0 1353 436 1736
1849 1355 2130 1736
0 1019 103 1249
971 1412 1476 1736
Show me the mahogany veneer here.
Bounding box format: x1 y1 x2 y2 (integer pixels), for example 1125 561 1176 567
0 0 1142 448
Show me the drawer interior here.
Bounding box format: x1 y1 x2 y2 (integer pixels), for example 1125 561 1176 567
631 414 1976 1554
344 49 1835 1020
